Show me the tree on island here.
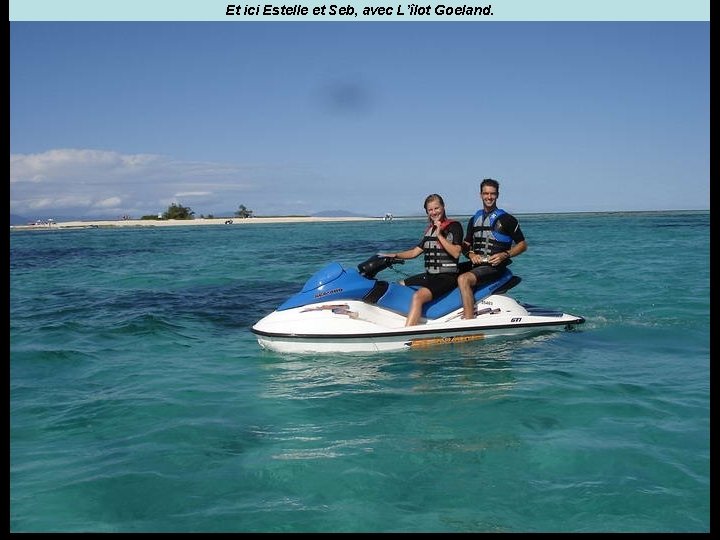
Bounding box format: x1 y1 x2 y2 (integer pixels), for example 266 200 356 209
235 204 253 218
163 203 195 220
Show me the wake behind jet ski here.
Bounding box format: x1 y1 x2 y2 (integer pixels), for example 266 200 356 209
251 254 585 354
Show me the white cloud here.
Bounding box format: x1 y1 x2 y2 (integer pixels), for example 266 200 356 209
174 191 212 197
9 148 269 218
96 197 123 208
10 149 161 184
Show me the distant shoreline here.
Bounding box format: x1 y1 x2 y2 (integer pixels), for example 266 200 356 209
9 215 392 231
9 209 708 231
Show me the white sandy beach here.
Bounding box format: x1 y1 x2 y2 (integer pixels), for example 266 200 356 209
10 216 389 231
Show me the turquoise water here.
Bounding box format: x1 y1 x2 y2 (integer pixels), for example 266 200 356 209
10 211 709 532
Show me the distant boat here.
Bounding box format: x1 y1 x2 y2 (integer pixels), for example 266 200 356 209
383 213 393 222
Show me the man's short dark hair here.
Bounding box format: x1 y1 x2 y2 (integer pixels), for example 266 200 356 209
480 178 500 193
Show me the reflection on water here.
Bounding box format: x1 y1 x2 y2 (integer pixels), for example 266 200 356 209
259 354 393 400
407 331 562 382
256 333 561 402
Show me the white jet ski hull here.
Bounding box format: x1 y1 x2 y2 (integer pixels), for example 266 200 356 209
252 294 584 354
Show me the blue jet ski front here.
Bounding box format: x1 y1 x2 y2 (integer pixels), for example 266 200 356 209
277 256 516 319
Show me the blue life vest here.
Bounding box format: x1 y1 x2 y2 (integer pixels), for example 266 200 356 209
469 208 513 255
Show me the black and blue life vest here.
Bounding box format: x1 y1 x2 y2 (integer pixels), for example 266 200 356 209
469 208 513 256
422 219 460 274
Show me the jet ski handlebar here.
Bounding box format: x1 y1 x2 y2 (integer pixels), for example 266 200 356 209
357 254 404 279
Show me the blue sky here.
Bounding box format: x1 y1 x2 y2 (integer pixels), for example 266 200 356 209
10 21 709 219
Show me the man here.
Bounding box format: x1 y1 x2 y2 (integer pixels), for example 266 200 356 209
458 178 528 319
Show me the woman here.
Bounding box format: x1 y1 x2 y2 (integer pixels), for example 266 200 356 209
385 194 463 327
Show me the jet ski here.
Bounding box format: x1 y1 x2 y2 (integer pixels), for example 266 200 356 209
251 254 585 354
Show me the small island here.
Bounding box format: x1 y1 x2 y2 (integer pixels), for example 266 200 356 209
10 203 390 231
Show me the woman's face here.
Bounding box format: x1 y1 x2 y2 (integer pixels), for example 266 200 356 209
425 199 445 222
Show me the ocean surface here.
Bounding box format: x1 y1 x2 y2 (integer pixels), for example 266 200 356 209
10 211 710 533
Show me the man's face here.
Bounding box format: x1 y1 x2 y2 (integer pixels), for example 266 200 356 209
481 187 498 208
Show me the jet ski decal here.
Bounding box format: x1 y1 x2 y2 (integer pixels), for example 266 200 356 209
301 303 359 319
407 333 486 348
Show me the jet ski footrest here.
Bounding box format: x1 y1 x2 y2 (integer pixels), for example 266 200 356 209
362 280 390 304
